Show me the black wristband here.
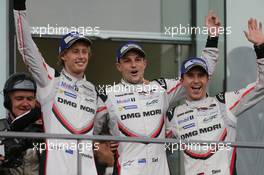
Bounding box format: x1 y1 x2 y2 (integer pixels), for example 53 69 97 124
254 43 264 59
205 36 218 48
13 0 26 10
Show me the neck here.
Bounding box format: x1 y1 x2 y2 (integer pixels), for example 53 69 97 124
64 69 84 80
72 73 84 80
186 96 207 102
122 78 146 85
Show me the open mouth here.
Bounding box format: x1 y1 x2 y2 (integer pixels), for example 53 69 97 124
131 70 138 76
191 85 202 93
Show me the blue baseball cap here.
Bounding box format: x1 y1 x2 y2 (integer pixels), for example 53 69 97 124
180 57 209 77
116 42 145 62
59 32 92 54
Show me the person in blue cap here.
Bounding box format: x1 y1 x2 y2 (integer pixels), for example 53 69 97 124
166 18 264 175
94 11 221 175
13 0 100 174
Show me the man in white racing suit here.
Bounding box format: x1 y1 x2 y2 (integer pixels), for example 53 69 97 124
166 18 264 175
13 0 99 174
94 12 221 175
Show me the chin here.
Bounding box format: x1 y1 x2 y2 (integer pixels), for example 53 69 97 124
14 111 25 117
75 68 86 74
132 78 143 84
190 95 203 101
126 79 137 84
78 66 87 71
77 64 87 69
129 80 139 84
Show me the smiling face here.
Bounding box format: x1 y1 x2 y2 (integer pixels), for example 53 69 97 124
181 66 209 101
60 41 90 78
116 51 147 84
10 90 36 117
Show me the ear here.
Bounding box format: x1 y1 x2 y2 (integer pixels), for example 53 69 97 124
116 62 122 72
60 55 66 61
60 50 68 61
180 76 184 83
143 58 147 69
206 75 209 82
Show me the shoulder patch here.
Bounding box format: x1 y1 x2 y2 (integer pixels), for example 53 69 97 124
215 92 226 104
167 107 176 122
154 78 167 90
96 86 108 102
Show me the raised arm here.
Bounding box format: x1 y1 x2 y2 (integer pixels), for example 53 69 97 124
201 10 221 77
225 18 264 116
166 11 220 108
13 0 54 87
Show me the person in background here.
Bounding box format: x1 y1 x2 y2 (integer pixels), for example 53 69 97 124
0 72 43 175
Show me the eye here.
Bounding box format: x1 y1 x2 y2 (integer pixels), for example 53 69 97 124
15 96 24 101
26 96 36 101
122 58 130 63
135 57 142 62
186 72 194 78
198 72 206 78
82 49 88 54
72 49 79 53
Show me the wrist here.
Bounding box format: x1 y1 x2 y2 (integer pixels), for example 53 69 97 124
255 39 264 46
206 36 219 48
14 0 26 10
254 43 264 59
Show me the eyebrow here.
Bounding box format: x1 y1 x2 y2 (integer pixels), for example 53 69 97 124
14 95 35 98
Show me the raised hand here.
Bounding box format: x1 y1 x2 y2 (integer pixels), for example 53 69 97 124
205 10 221 37
244 18 264 46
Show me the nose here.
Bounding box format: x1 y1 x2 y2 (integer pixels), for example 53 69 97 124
193 75 199 83
131 60 136 68
78 52 85 58
21 99 32 109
